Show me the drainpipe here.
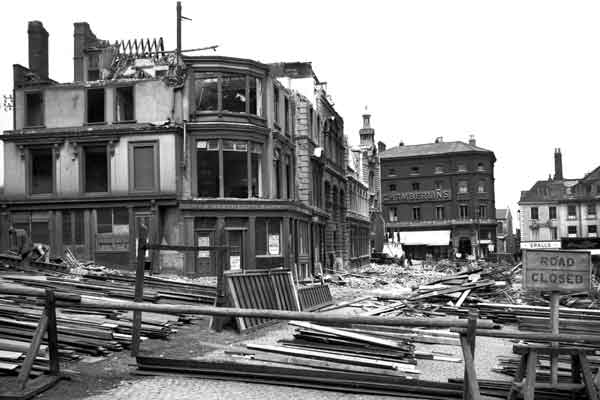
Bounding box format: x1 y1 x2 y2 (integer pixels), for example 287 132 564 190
182 120 187 171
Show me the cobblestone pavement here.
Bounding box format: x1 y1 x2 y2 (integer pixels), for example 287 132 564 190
81 377 402 400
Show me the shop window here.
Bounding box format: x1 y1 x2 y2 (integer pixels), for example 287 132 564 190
130 142 158 192
589 225 597 237
568 225 577 237
25 92 44 127
197 140 220 197
436 206 445 220
412 182 420 191
115 86 134 122
458 181 468 194
389 184 396 192
551 227 558 240
97 208 129 234
458 163 467 172
459 205 469 218
87 88 105 124
298 221 309 256
195 76 219 111
222 74 246 113
549 206 557 219
568 205 577 219
255 218 281 256
83 145 108 193
223 140 248 197
30 148 53 195
412 207 421 220
63 210 84 245
530 207 538 220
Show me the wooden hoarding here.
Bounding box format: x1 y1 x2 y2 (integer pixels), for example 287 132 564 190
523 249 591 292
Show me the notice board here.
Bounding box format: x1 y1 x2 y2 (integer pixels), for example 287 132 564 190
523 249 591 292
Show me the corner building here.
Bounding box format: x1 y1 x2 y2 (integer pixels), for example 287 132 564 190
380 137 497 259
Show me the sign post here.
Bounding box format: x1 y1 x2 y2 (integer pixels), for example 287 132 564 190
522 249 592 385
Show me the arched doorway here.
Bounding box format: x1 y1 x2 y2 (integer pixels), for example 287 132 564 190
458 237 472 258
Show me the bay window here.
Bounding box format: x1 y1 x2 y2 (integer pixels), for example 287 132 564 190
194 73 261 116
196 139 263 198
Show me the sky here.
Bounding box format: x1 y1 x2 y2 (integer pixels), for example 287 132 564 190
2 0 600 230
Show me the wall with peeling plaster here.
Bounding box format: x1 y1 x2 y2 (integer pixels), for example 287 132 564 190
3 142 26 195
45 88 85 128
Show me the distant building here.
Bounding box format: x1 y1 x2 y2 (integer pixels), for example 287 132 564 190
380 136 497 260
519 149 600 253
495 208 515 255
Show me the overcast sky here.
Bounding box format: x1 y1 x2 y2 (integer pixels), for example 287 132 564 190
2 0 600 228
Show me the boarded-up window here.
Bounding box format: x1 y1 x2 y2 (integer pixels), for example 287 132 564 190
25 92 43 127
131 143 157 191
30 148 53 194
115 86 134 122
87 88 105 123
84 145 108 192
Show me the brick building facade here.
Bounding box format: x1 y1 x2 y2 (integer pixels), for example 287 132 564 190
380 137 497 260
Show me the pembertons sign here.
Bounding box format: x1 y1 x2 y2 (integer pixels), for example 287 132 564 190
384 189 451 202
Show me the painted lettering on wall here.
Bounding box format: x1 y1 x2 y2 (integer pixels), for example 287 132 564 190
383 189 451 202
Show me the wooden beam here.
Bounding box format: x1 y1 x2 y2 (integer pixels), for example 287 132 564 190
578 351 600 400
16 314 48 390
459 335 481 400
45 290 59 374
523 349 537 400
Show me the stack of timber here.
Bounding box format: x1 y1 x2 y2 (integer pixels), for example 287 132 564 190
0 266 216 364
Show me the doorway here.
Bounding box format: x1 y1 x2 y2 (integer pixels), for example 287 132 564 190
195 230 215 276
227 229 245 271
458 237 472 257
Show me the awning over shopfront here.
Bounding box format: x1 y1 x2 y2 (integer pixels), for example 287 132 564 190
399 230 451 246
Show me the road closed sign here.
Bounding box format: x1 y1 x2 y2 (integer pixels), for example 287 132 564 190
523 249 591 292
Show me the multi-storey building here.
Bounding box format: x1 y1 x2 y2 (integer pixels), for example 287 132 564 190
356 113 386 252
380 136 497 259
495 208 515 255
346 143 371 268
273 62 348 272
519 149 600 251
0 21 321 276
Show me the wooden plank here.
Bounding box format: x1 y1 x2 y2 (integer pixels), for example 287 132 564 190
578 350 600 400
289 321 405 349
454 289 471 308
45 290 59 374
459 335 481 400
245 343 419 373
16 313 48 390
131 227 147 357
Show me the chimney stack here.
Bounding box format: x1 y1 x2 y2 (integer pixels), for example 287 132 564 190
377 141 386 153
554 148 563 180
28 21 48 79
399 141 404 147
468 134 476 146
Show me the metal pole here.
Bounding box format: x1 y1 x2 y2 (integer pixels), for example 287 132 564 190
176 2 182 57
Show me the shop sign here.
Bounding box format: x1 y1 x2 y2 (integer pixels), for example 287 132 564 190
384 189 451 203
197 236 210 258
96 233 129 252
268 234 280 255
520 241 561 250
230 255 241 270
523 249 591 292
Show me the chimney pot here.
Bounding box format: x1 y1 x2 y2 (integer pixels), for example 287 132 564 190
28 21 49 80
468 134 476 146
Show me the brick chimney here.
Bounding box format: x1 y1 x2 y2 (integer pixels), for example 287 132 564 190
359 113 375 148
554 148 563 180
28 21 48 79
468 134 476 146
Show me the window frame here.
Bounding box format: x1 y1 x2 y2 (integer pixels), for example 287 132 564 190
128 141 160 193
457 163 467 172
459 204 469 219
81 143 111 194
114 85 136 123
549 206 557 220
412 207 421 221
458 180 468 194
530 207 539 220
27 146 56 196
85 87 106 125
24 90 44 128
193 73 262 116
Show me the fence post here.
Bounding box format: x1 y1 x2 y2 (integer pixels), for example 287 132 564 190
45 289 59 374
211 218 227 331
463 311 479 400
131 224 147 356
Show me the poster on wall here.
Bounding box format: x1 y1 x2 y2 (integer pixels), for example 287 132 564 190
230 255 241 270
268 235 280 255
197 236 210 258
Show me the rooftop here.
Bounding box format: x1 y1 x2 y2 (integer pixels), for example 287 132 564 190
495 208 509 220
380 140 493 159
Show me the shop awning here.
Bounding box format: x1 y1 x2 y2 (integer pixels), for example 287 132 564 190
399 230 451 246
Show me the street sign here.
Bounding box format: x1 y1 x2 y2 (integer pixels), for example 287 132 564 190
523 249 591 292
